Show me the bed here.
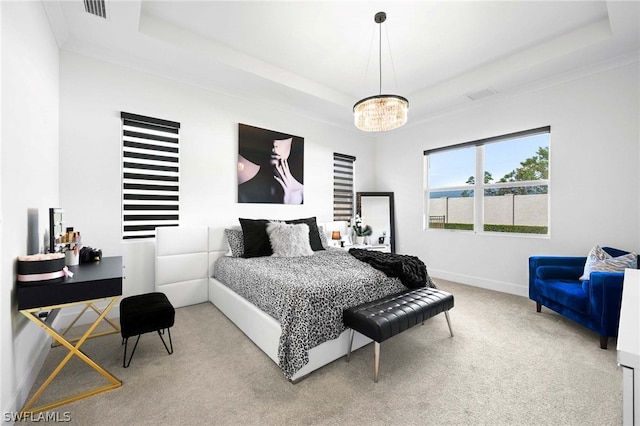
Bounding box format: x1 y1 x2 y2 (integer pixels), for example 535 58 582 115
214 246 406 380
156 221 410 382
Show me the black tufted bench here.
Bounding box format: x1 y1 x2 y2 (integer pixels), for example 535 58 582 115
343 287 454 382
120 292 175 368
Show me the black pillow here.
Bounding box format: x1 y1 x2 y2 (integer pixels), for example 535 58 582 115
239 218 272 258
285 217 325 251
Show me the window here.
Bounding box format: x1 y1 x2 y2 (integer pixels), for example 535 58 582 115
425 127 550 235
333 153 356 221
121 112 180 240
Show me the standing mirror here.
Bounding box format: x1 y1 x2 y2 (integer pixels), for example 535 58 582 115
356 192 396 253
49 208 64 253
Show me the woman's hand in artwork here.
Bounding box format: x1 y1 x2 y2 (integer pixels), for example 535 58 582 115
274 158 303 204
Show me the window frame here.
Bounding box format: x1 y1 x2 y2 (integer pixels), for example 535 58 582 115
424 126 550 235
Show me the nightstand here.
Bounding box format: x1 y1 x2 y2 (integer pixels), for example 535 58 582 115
341 244 391 253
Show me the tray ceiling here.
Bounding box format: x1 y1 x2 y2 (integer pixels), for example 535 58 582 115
44 1 640 129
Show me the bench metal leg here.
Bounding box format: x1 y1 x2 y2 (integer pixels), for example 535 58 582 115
444 311 454 337
346 329 354 362
374 342 380 383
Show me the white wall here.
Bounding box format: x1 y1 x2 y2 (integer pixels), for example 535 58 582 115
58 51 377 298
375 62 640 296
1 1 60 418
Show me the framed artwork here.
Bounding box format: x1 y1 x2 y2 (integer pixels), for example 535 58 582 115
237 124 304 204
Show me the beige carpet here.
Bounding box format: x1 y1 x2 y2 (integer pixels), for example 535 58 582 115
21 280 622 425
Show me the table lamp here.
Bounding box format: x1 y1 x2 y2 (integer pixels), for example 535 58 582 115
331 231 341 247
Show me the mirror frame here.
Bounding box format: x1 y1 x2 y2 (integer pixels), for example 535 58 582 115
356 192 395 253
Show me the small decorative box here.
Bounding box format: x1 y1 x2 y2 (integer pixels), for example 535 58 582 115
17 253 67 286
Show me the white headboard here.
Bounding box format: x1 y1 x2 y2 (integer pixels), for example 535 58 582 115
155 226 209 308
155 226 230 308
207 226 228 279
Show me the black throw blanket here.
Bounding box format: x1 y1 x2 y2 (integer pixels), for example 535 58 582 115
348 249 437 289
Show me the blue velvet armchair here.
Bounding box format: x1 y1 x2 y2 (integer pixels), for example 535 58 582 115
529 247 633 349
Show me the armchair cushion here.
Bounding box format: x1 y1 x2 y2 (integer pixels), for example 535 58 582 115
534 279 588 314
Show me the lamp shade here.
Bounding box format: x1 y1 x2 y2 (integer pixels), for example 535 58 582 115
331 231 341 240
353 95 409 132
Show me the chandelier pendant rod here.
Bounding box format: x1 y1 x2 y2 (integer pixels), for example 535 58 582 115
378 18 382 95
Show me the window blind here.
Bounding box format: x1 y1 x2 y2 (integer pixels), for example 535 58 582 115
333 153 356 221
121 112 180 240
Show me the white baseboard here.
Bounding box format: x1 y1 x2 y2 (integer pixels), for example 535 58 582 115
430 269 528 298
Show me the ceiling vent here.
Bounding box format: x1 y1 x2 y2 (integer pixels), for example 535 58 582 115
84 0 106 19
465 88 497 101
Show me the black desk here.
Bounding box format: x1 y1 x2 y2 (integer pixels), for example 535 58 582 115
18 256 122 310
18 256 123 414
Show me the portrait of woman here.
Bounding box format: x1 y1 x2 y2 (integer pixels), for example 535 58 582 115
237 124 304 204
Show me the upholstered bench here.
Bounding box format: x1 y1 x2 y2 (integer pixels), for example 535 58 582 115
120 292 175 368
343 287 454 382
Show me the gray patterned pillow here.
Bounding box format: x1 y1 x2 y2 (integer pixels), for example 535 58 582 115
318 225 328 249
266 222 314 257
224 228 244 257
580 245 637 280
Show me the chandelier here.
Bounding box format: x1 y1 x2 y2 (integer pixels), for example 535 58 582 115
353 11 409 132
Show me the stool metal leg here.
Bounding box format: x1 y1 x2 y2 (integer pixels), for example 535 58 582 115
346 329 354 362
122 335 141 368
157 328 174 355
373 342 380 383
123 328 174 368
444 311 454 337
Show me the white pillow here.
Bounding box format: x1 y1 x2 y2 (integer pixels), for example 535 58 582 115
266 222 314 257
580 245 637 280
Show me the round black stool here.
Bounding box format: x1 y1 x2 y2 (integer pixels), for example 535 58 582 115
120 292 175 368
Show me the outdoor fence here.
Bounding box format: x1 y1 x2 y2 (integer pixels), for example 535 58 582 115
428 193 548 227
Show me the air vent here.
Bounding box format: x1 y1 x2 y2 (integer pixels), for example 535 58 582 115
465 88 497 101
84 0 106 19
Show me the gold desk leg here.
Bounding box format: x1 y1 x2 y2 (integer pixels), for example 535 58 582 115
58 304 90 337
53 301 121 347
20 297 122 415
88 302 121 332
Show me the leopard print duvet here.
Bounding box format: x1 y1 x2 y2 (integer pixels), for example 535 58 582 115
213 248 405 379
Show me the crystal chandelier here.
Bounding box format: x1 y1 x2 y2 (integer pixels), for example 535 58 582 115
353 12 409 132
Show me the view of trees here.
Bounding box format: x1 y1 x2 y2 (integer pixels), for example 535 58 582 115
461 146 548 196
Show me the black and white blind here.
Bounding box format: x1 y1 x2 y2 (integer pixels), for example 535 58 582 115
121 112 180 240
333 153 356 221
